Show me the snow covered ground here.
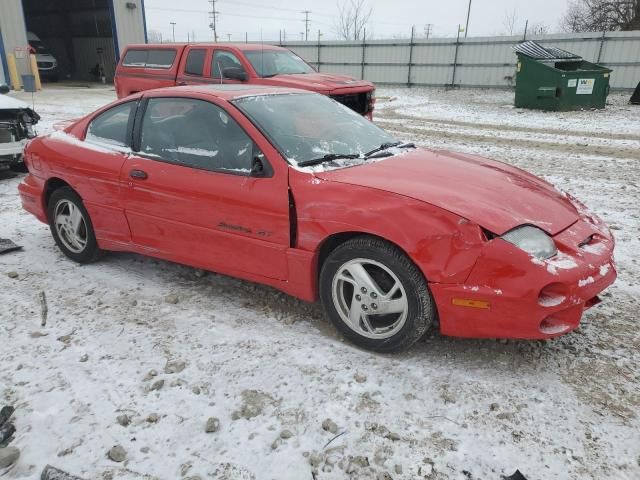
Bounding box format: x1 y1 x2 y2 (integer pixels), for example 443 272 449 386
1 85 639 480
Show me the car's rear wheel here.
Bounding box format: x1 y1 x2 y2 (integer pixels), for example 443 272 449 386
47 187 100 263
319 236 435 353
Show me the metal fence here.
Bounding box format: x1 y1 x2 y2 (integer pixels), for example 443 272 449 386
277 31 640 90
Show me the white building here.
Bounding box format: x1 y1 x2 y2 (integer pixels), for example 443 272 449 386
0 0 147 85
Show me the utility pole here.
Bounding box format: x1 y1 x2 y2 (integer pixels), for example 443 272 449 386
301 10 311 41
424 23 433 39
464 0 472 38
170 22 176 42
209 0 219 42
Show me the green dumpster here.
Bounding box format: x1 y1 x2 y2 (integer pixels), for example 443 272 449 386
513 41 612 111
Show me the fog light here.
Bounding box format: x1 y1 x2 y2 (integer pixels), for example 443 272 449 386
540 316 572 335
538 282 568 307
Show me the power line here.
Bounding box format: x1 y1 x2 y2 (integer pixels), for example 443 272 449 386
146 5 418 31
302 10 311 41
209 0 219 41
424 23 433 39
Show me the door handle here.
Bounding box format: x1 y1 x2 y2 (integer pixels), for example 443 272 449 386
129 169 148 180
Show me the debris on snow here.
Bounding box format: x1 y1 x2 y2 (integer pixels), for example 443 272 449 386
38 290 48 326
164 359 186 374
107 445 126 463
0 446 20 468
205 417 220 433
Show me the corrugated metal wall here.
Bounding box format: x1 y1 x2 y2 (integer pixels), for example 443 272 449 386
281 31 640 90
72 37 117 81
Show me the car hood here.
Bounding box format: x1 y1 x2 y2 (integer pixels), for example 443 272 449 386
0 95 30 110
315 148 579 235
260 73 372 92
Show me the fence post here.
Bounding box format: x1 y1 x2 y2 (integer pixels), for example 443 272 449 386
523 20 528 41
361 28 367 80
597 30 606 63
317 29 321 71
407 25 415 87
450 25 461 87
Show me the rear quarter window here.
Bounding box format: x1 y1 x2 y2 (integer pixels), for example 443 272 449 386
86 102 135 148
122 49 177 69
184 49 206 76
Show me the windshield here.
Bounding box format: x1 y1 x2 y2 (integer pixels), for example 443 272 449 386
244 50 315 77
29 40 50 55
232 93 396 168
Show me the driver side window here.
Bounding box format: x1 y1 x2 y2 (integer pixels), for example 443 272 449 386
211 51 244 79
138 98 259 174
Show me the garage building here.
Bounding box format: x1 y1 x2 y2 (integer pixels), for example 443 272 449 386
0 0 147 85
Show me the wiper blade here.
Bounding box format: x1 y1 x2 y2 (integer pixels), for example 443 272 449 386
364 142 416 158
298 153 360 167
364 141 401 157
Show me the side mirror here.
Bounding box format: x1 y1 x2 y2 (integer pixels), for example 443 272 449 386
0 84 10 94
250 156 265 177
222 67 248 82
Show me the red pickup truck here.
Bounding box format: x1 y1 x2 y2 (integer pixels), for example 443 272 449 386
115 43 376 118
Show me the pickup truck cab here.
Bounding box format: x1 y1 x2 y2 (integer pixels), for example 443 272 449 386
115 43 375 117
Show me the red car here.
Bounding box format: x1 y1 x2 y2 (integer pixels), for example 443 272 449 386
114 43 375 118
18 85 616 352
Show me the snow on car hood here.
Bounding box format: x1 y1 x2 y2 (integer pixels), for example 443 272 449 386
315 148 579 235
0 95 30 110
260 73 372 92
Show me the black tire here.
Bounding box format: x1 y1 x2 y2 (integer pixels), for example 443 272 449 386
319 235 435 353
47 187 100 263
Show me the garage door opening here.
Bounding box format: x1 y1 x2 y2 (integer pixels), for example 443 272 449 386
22 0 117 83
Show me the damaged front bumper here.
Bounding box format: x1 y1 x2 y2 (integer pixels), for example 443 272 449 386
430 216 617 339
0 107 39 166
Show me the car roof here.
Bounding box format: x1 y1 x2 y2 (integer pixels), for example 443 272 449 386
125 43 288 52
144 84 315 101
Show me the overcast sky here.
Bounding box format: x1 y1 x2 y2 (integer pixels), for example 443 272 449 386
144 0 572 43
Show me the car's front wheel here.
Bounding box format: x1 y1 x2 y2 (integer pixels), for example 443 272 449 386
47 187 100 263
320 236 435 353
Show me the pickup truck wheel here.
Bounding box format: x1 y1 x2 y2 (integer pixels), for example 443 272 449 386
47 187 100 263
319 236 435 353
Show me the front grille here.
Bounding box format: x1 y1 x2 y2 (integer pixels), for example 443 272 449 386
37 61 54 69
0 127 13 143
331 92 369 115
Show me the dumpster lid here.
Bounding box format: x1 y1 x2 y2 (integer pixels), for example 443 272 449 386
513 41 582 61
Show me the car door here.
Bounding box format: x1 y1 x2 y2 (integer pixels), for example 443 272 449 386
176 47 210 86
64 100 136 245
120 95 290 280
211 49 248 84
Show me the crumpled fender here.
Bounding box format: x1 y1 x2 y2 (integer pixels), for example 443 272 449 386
289 168 485 284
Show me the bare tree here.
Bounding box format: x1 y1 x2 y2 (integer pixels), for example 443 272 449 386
502 9 519 35
335 0 373 40
529 22 550 35
148 29 163 43
562 0 639 32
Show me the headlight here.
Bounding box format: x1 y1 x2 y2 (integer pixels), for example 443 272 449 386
502 225 557 260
